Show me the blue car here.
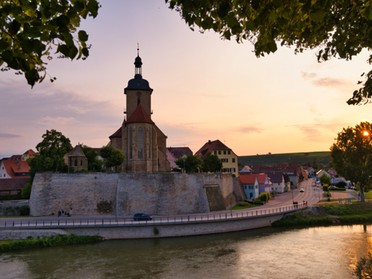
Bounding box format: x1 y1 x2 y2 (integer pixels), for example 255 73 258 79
133 213 152 221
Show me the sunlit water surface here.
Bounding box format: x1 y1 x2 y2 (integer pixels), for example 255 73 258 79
1 225 371 279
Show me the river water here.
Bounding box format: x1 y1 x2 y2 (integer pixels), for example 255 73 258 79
0 225 371 279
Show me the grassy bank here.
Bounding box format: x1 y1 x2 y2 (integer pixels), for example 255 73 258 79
0 234 103 253
272 201 372 227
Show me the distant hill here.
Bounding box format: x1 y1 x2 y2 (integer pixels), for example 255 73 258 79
238 151 331 167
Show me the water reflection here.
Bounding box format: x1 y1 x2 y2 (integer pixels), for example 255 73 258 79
1 225 371 279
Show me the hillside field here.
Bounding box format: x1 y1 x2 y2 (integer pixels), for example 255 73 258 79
238 151 331 167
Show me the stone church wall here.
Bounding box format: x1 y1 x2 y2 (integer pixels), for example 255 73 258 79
30 173 243 217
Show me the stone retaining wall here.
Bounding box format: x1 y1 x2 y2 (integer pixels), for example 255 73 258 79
30 172 242 217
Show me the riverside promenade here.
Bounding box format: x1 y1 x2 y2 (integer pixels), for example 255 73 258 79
0 202 307 240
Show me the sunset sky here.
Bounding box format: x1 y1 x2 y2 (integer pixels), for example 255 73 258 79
0 1 371 159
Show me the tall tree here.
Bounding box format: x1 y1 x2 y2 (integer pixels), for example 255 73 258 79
201 153 222 173
29 129 73 175
176 155 202 173
100 145 124 172
0 0 100 86
81 145 103 171
330 122 372 202
166 1 372 105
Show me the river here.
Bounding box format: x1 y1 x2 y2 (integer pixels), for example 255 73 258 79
0 225 370 279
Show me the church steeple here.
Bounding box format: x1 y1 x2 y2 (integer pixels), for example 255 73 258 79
134 45 142 77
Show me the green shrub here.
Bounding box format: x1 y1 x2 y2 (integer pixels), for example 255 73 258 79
19 206 30 216
96 200 113 213
0 235 103 252
21 183 32 199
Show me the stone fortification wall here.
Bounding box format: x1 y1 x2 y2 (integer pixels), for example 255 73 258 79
30 172 242 217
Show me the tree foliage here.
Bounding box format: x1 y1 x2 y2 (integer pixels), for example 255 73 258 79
100 145 124 171
29 129 73 175
81 145 102 171
175 155 202 173
319 174 331 186
166 0 372 105
330 122 372 202
201 153 222 172
0 0 100 86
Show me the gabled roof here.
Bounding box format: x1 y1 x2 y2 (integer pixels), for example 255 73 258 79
22 149 36 158
109 126 122 139
195 139 232 156
266 172 284 183
240 174 258 184
240 173 268 184
126 104 153 124
167 147 193 159
239 165 253 174
65 145 86 158
1 158 30 178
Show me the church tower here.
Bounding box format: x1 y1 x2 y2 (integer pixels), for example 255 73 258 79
109 49 170 172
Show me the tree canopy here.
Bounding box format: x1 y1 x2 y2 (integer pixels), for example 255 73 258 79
166 0 372 105
201 153 222 172
100 145 124 172
29 129 73 175
0 0 99 86
3 1 371 104
330 122 372 202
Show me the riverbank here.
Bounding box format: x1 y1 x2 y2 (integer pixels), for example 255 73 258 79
0 234 103 253
272 201 372 227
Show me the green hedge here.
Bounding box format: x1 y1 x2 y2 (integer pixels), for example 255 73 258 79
0 234 103 253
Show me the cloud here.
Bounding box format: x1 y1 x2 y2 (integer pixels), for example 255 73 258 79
235 126 263 133
302 72 347 88
0 81 122 157
0 133 20 138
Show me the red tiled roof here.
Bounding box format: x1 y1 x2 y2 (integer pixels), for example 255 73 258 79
2 159 30 178
240 173 268 184
127 104 153 124
240 174 257 184
195 139 231 156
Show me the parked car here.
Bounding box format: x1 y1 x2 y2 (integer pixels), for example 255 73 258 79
300 188 305 192
133 213 152 221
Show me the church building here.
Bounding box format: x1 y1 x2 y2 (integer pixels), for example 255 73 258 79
109 50 170 172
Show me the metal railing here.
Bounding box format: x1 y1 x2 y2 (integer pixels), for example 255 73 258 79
0 202 306 229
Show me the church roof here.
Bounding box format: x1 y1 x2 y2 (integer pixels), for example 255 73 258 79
126 75 152 91
125 51 153 91
65 145 86 158
126 104 154 124
109 126 122 139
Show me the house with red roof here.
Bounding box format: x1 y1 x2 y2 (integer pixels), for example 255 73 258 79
240 174 259 199
240 173 271 199
0 150 34 195
195 139 238 176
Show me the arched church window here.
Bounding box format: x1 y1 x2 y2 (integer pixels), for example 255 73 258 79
138 127 144 159
129 127 133 159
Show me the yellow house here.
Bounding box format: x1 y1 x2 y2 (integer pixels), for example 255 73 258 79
195 140 239 176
